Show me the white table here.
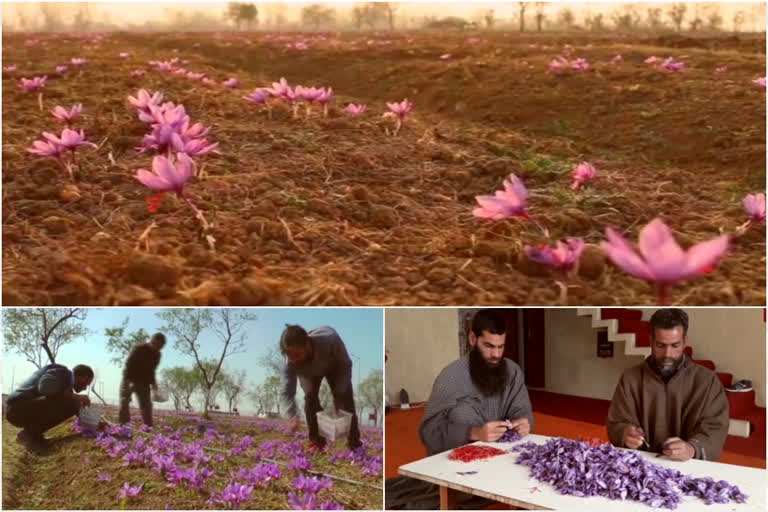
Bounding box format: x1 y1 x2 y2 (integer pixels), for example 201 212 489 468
398 434 767 511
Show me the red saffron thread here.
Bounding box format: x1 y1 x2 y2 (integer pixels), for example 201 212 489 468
448 445 507 463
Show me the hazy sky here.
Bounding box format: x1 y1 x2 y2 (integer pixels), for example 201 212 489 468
1 1 765 29
1 307 384 415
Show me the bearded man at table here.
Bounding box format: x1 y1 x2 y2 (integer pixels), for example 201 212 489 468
419 309 534 455
607 308 729 462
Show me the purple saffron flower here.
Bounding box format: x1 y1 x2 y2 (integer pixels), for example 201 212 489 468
570 161 596 190
118 482 143 499
55 65 68 74
3 64 17 72
97 472 111 482
135 152 195 196
51 103 83 124
386 98 412 119
524 239 585 273
293 475 333 494
218 483 254 508
42 128 96 151
287 455 312 471
320 500 345 510
660 57 685 72
473 173 529 220
344 104 367 116
119 52 131 58
18 76 47 92
752 76 766 89
288 491 317 510
743 193 766 223
27 138 64 158
600 218 729 304
128 89 165 112
244 89 270 104
570 58 589 71
71 57 88 66
223 77 240 88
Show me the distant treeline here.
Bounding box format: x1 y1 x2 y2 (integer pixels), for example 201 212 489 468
3 2 766 33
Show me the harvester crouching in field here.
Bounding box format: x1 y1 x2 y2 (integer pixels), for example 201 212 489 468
6 363 94 450
280 324 363 452
118 332 165 428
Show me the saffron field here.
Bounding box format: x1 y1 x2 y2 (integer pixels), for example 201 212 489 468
1 31 765 305
2 406 383 509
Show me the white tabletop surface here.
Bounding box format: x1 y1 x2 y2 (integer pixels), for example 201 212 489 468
399 434 767 511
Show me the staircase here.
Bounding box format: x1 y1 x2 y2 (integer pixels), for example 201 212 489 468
577 308 764 439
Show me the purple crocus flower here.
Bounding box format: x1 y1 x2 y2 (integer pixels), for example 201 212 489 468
128 89 165 112
287 455 312 471
218 484 254 508
186 71 205 81
570 58 589 71
118 482 143 499
743 193 766 223
56 65 68 74
174 137 219 157
752 76 766 89
288 492 317 510
293 475 333 494
119 52 131 58
524 239 585 273
3 64 17 72
244 89 270 104
51 103 83 124
386 98 412 119
97 472 111 482
344 104 367 116
27 138 64 158
222 77 240 88
135 152 195 196
473 174 529 220
570 161 597 190
660 57 684 72
18 76 47 92
600 218 729 304
42 128 96 151
611 55 622 64
71 57 87 66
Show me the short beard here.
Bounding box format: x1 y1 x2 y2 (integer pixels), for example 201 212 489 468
469 347 508 397
655 356 682 378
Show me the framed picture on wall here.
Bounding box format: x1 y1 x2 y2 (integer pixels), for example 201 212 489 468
597 330 613 358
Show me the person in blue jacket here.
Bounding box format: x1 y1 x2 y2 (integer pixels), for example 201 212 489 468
6 363 94 449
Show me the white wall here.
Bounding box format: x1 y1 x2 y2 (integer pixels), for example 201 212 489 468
544 309 642 401
544 309 766 407
385 308 459 404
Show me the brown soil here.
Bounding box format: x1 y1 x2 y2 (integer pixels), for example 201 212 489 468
2 31 765 305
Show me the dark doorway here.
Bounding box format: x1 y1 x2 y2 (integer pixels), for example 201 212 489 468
522 309 546 388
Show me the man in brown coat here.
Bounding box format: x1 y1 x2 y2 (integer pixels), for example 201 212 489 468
607 309 729 462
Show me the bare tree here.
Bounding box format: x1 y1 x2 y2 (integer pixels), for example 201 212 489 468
162 366 201 410
220 369 246 412
358 369 383 427
732 11 745 33
3 308 90 369
667 3 687 32
158 309 255 416
557 8 575 30
517 2 529 32
612 4 640 31
646 7 664 31
534 3 547 32
301 4 336 30
704 5 723 31
484 9 495 29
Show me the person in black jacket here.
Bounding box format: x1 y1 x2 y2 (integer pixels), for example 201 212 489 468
280 324 362 451
6 363 94 448
118 333 165 427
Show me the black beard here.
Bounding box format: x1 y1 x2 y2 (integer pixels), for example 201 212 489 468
74 383 86 392
469 347 508 397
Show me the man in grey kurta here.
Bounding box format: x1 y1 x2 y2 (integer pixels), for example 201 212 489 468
419 311 534 455
387 309 534 509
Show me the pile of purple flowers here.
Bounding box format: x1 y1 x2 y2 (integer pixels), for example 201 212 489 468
208 483 254 509
510 437 748 509
498 429 522 443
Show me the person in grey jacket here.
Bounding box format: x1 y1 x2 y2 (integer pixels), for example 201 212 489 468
280 324 362 451
6 363 94 448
